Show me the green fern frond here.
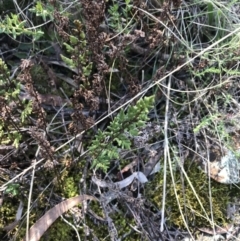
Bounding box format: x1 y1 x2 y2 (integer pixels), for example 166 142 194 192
90 95 155 172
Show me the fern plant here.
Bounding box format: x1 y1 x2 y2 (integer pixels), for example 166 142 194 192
0 13 43 40
108 0 133 33
29 1 55 22
61 20 93 87
0 58 32 148
89 95 155 172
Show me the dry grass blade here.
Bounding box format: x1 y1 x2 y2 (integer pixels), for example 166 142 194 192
22 195 97 241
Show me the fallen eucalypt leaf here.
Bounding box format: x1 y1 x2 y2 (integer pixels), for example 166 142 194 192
22 171 151 241
22 195 97 241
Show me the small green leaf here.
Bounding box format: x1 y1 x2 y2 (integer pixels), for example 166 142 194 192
70 35 79 45
63 43 74 53
129 128 138 136
5 183 20 196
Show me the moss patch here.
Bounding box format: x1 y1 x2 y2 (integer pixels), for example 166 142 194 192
146 160 240 229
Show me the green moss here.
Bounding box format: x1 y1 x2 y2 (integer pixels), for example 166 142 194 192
111 213 142 240
62 175 78 198
87 201 142 240
0 199 16 228
41 218 75 241
146 160 238 229
56 167 82 198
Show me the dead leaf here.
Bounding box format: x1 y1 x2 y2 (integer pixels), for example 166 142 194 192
198 224 233 235
22 194 97 241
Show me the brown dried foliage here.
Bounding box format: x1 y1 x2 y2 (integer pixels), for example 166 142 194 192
18 59 47 129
